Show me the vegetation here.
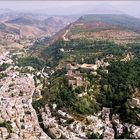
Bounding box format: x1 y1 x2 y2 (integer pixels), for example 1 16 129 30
0 63 10 72
43 68 100 115
97 57 140 125
0 121 12 134
0 73 7 79
41 39 125 68
86 132 103 139
32 99 45 110
39 39 140 122
29 37 50 52
28 28 140 124
17 56 45 70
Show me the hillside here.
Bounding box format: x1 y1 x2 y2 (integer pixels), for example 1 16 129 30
67 14 140 45
14 14 140 139
78 14 140 29
6 17 40 25
43 16 73 34
32 14 140 60
4 16 75 38
0 22 20 34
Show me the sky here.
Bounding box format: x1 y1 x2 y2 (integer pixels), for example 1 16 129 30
0 1 140 17
0 1 136 10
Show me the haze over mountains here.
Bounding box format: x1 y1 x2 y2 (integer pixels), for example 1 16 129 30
0 13 76 39
0 2 139 18
0 2 139 41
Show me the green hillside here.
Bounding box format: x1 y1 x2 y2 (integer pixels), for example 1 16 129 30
18 14 140 126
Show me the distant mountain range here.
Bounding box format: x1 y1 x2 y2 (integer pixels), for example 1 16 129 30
0 5 140 40
78 14 140 33
6 17 39 25
0 14 76 38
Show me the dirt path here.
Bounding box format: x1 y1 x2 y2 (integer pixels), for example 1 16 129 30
62 29 69 41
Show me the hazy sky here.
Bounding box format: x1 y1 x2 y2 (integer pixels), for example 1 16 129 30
0 1 137 10
0 1 140 17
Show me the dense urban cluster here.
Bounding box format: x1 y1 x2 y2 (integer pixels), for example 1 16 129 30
0 51 50 139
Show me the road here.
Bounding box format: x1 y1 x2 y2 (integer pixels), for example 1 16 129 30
62 29 70 41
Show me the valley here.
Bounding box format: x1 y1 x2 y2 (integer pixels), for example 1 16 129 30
0 5 140 140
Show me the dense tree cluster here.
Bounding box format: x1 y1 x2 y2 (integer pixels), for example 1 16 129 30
17 57 45 70
97 58 140 125
43 69 100 115
42 39 125 67
19 38 140 124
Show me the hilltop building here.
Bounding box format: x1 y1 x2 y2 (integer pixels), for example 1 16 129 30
65 69 88 90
